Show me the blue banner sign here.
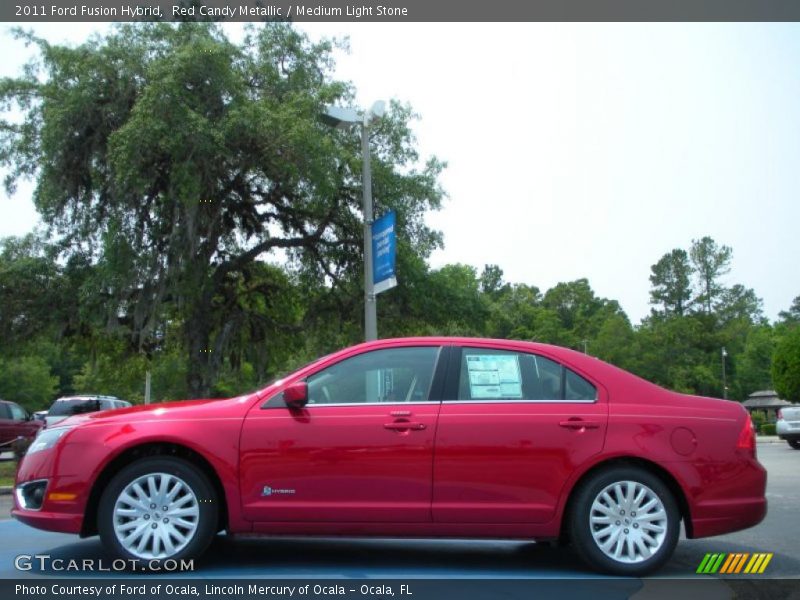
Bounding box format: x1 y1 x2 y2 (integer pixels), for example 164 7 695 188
371 211 397 294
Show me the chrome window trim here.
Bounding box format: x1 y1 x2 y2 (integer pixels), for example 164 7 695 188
303 401 438 408
442 399 598 405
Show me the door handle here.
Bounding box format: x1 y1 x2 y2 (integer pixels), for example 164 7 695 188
384 421 426 431
559 419 601 430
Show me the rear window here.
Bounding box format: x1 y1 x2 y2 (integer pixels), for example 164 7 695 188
48 399 103 417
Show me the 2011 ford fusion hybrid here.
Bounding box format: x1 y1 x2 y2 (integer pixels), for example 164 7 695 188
13 337 767 575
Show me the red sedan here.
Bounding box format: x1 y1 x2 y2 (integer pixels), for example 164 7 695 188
12 337 766 575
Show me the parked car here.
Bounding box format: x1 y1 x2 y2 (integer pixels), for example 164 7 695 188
0 399 43 449
32 411 48 424
13 338 766 575
776 406 800 449
44 396 132 428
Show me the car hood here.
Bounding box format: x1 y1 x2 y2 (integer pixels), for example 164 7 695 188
55 395 256 429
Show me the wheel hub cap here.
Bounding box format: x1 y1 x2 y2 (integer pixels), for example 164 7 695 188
589 480 668 564
112 472 200 560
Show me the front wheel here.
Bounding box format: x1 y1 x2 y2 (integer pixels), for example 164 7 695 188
98 457 218 566
788 439 800 450
568 466 680 576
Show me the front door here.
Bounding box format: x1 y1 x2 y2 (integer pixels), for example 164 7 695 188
240 345 444 523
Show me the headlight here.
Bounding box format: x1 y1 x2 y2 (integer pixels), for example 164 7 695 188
27 427 73 455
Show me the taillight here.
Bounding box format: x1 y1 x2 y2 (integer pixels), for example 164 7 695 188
777 409 783 421
737 416 756 457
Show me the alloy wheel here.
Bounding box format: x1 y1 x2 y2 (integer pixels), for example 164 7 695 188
589 480 668 564
112 472 200 560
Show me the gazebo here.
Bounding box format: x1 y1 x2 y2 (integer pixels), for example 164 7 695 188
742 390 794 423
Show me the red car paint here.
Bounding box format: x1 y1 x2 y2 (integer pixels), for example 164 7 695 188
13 337 766 547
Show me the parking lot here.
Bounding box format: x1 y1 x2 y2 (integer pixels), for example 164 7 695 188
0 442 797 579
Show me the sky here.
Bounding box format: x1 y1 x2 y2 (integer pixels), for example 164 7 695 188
1 22 799 324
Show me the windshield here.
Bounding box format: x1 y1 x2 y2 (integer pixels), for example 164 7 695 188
48 399 103 417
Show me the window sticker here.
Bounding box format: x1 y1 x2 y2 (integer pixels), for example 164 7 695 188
466 354 523 399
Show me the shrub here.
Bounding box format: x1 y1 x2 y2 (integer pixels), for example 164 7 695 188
759 423 776 436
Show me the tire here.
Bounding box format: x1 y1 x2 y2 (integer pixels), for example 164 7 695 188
97 457 218 567
568 466 680 576
788 439 800 450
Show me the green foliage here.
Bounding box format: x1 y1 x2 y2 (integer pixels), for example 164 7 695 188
733 326 775 400
772 326 800 403
750 411 766 430
649 249 692 316
1 23 444 397
759 423 776 436
0 355 58 411
690 236 732 315
778 295 800 325
0 22 790 403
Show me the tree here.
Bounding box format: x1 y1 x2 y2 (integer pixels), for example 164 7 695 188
715 284 763 325
1 23 444 396
649 249 692 316
772 326 800 403
479 264 509 298
0 356 58 410
733 325 775 399
0 234 61 346
778 295 800 325
689 236 732 314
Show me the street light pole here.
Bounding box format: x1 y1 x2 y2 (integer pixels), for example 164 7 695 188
361 123 377 341
721 346 728 399
321 101 385 342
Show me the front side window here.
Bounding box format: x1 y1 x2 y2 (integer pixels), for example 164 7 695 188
8 403 26 421
306 346 440 405
457 347 596 402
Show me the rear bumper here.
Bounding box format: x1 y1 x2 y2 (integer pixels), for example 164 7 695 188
687 458 767 538
689 497 767 538
776 421 800 439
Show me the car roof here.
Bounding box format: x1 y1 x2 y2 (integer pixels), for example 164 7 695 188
51 395 121 403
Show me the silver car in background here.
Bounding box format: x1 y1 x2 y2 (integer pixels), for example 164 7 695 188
44 395 132 427
776 406 800 449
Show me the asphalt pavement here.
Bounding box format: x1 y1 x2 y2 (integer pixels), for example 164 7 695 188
0 442 797 580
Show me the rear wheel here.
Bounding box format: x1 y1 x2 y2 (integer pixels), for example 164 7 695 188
788 439 800 450
98 457 218 566
568 466 680 575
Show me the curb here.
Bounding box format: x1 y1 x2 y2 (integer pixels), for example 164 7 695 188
0 486 11 496
756 436 782 444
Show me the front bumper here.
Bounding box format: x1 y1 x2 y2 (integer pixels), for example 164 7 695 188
12 507 83 534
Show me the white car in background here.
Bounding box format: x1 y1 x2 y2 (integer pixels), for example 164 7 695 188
776 406 800 449
44 395 132 427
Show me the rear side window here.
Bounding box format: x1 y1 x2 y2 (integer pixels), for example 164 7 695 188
49 399 102 417
457 347 596 402
0 403 11 419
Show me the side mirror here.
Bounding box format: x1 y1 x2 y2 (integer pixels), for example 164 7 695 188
283 381 308 409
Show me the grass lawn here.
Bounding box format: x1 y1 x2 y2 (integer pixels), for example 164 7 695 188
0 460 17 487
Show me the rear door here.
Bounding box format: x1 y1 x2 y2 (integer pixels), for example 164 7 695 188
432 344 608 524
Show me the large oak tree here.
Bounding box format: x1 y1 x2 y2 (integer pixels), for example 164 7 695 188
0 23 444 396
